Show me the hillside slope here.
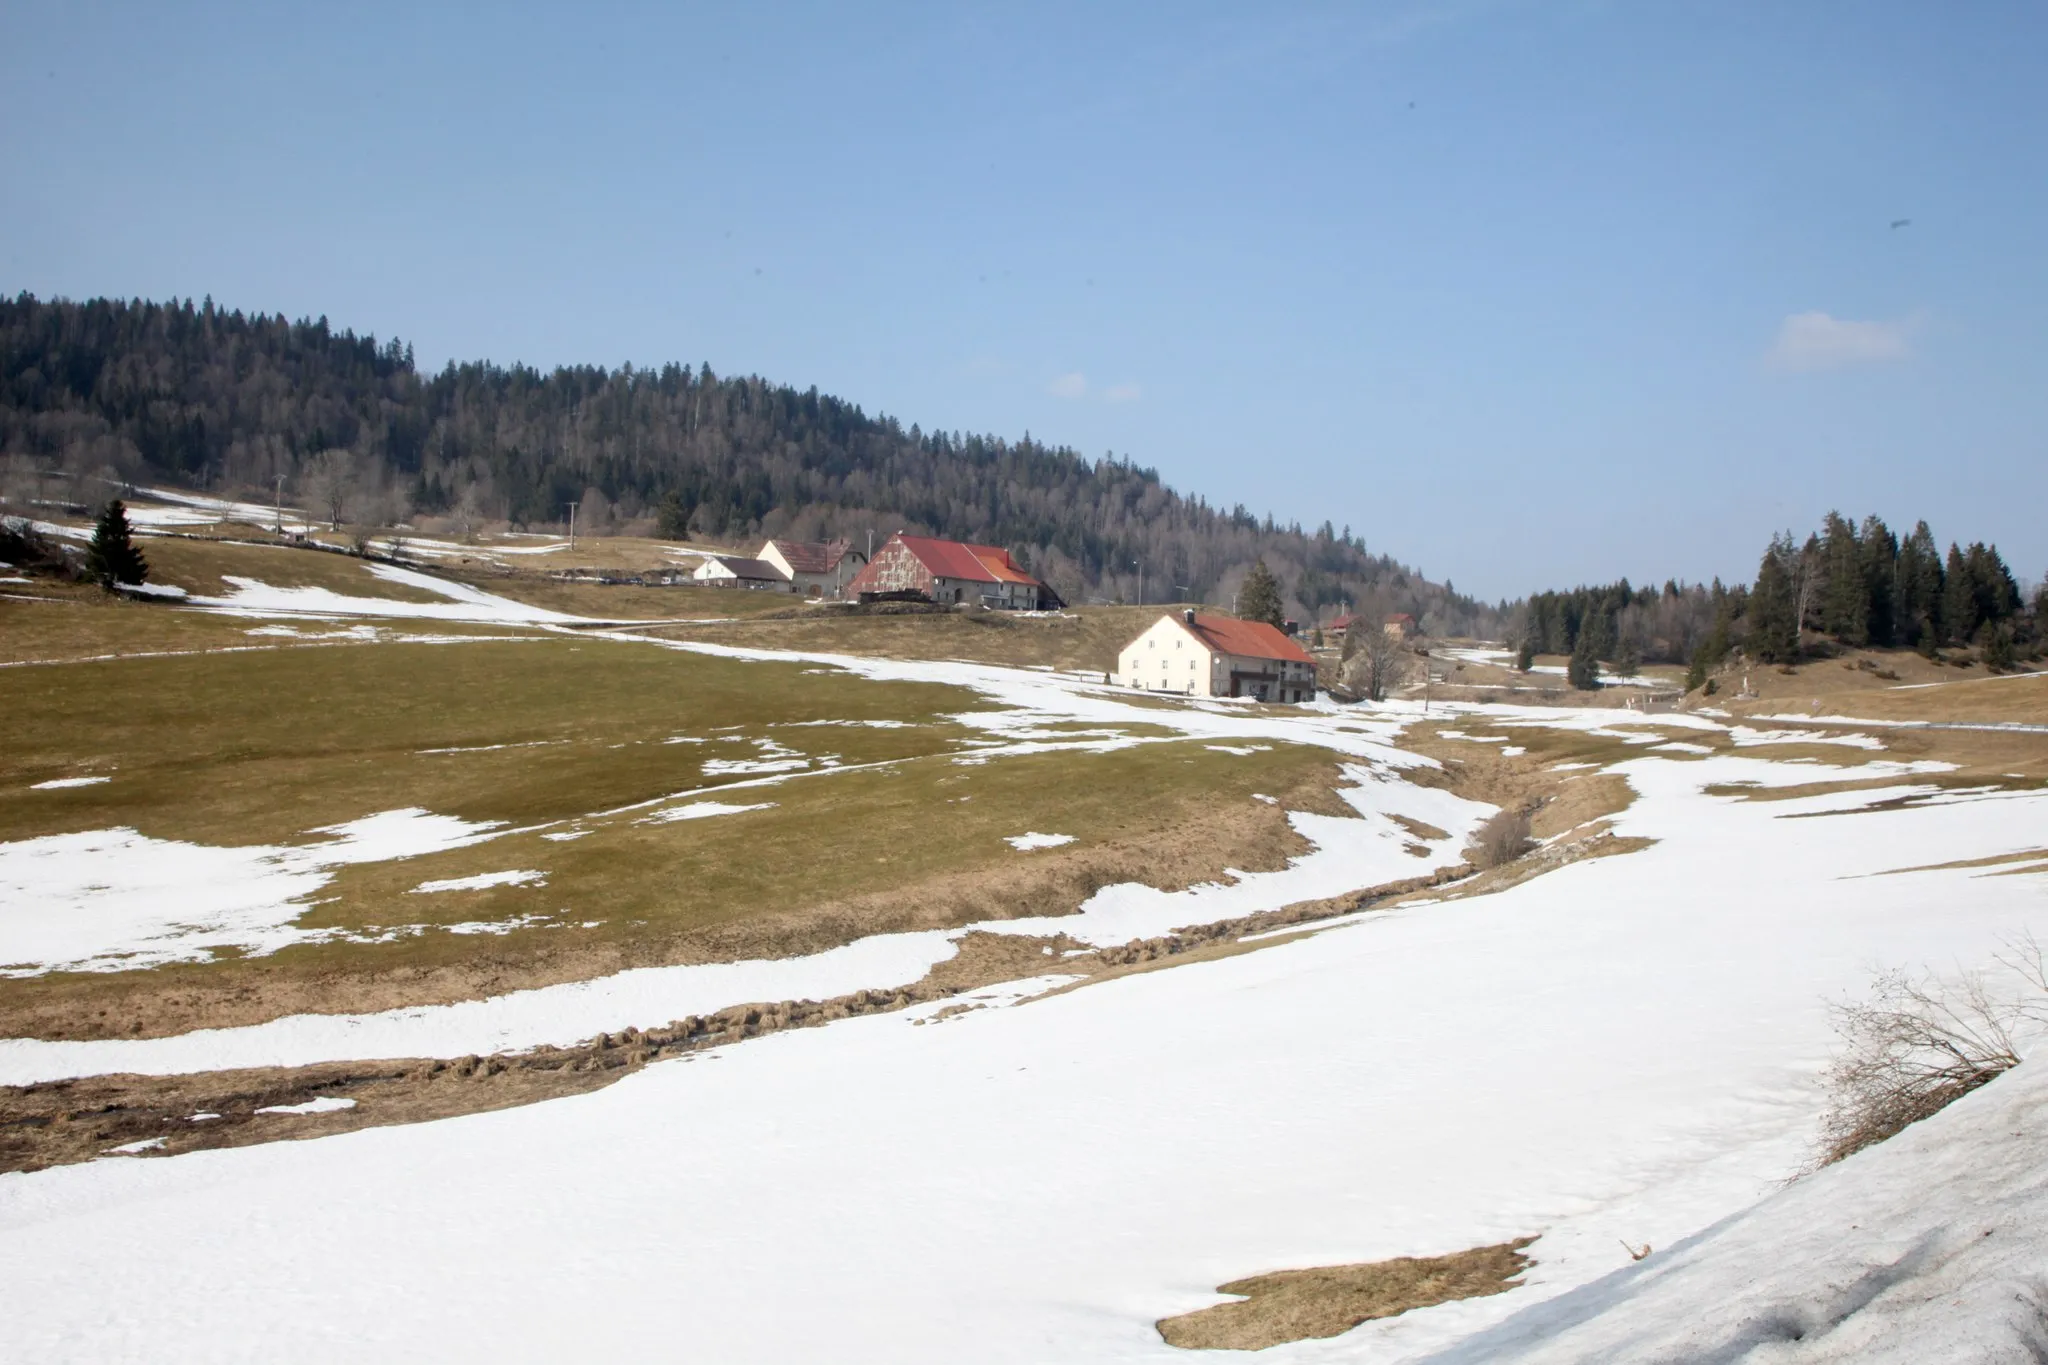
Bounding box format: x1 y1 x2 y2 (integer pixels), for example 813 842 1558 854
0 293 1491 630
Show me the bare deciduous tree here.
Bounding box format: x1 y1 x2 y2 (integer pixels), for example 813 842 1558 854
1344 625 1407 702
304 448 356 531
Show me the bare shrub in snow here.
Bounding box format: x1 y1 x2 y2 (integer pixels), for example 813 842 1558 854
1470 806 1535 870
1343 626 1407 702
1819 940 2048 1164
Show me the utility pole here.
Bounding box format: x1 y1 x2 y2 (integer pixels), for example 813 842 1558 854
274 474 284 535
566 502 577 548
1134 559 1144 607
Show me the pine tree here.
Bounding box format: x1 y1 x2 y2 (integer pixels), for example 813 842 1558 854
84 499 148 591
1614 635 1641 680
654 490 692 541
1942 544 1976 644
1859 515 1897 647
1515 637 1536 672
1748 543 1798 663
1984 625 2016 672
1819 512 1868 646
1895 521 1943 645
1237 559 1285 627
1567 631 1602 690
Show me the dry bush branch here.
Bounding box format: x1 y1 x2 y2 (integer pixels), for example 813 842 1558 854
1819 936 2048 1164
1470 805 1535 870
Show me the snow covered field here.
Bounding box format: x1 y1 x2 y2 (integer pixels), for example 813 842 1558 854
0 741 2042 1360
3 569 2045 1361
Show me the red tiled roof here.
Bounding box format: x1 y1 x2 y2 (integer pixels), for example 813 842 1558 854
896 535 1040 586
1180 613 1314 664
762 539 843 574
1386 612 1417 626
968 545 1038 585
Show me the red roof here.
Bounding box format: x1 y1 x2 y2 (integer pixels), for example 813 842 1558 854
1180 613 1314 664
969 546 1038 585
895 535 1037 586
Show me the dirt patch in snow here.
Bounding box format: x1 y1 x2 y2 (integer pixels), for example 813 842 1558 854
1155 1237 1537 1350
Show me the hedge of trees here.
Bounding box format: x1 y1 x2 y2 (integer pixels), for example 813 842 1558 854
0 292 1497 632
1517 512 2041 689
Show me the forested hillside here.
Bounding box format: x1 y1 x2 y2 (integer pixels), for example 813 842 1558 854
0 293 1493 630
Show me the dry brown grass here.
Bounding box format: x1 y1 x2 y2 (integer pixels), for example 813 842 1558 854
1156 1238 1536 1350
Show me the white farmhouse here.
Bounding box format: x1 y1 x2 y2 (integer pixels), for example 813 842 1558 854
693 554 791 590
1117 609 1318 703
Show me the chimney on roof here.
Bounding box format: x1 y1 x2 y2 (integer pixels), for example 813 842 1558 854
1183 608 1195 624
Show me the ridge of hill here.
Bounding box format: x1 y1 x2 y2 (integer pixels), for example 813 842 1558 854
0 292 1494 633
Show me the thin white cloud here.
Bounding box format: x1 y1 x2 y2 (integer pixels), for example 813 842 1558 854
1101 382 1141 404
1766 311 1914 372
1047 371 1088 399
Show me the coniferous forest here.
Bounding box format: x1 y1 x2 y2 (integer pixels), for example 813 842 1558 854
0 293 1495 631
1519 512 2044 687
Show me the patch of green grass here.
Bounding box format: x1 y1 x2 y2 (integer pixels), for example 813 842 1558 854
302 737 1335 949
136 536 454 601
0 636 988 848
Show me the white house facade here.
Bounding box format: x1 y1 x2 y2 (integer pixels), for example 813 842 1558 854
1116 610 1317 703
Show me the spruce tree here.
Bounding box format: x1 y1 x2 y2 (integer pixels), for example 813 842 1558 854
1895 521 1943 645
1567 631 1601 690
1748 544 1798 663
654 490 692 541
1819 512 1868 646
1515 637 1536 672
1237 559 1285 627
1858 515 1897 647
84 499 148 592
1942 544 1976 644
1614 636 1641 680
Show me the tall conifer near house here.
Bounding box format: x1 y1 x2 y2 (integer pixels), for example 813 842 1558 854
1237 559 1285 627
84 499 148 592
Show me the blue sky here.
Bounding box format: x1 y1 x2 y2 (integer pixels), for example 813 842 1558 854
4 1 2043 599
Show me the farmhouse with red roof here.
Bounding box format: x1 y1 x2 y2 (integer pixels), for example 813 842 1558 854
842 533 1060 610
1117 609 1317 703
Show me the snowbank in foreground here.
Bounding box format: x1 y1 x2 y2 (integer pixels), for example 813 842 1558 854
1433 1056 2048 1363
